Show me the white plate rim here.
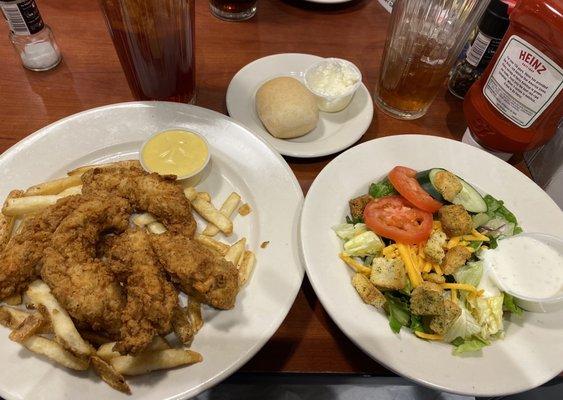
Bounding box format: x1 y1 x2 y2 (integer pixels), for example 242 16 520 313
0 101 305 400
300 134 563 397
226 53 373 158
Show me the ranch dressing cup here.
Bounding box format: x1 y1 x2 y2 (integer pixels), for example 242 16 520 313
304 58 362 112
484 233 563 313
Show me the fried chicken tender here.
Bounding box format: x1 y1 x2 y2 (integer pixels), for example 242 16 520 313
41 195 130 337
103 230 178 354
81 167 196 238
151 233 239 309
0 195 83 300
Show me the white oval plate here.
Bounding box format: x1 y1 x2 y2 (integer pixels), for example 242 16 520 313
0 102 304 400
300 135 563 397
226 53 373 158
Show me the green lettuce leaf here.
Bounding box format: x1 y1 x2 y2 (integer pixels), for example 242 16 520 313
502 292 524 315
369 179 397 198
384 293 411 334
443 305 481 342
343 231 385 257
454 261 483 287
452 335 490 355
483 195 522 234
332 223 367 241
467 293 505 339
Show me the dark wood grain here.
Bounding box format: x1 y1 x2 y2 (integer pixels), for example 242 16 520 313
0 0 532 375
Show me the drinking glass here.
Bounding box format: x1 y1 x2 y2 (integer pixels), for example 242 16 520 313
209 0 257 21
99 0 196 103
375 0 490 120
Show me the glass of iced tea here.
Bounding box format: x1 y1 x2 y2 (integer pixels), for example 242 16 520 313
99 0 196 103
375 0 490 120
209 0 257 21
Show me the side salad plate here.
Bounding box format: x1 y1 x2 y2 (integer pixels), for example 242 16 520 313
300 134 563 396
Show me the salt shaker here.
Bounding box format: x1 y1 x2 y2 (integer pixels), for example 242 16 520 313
0 0 61 71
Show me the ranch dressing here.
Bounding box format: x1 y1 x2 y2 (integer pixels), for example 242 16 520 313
483 236 563 299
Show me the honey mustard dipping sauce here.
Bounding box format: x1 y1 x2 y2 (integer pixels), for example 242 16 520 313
140 129 209 179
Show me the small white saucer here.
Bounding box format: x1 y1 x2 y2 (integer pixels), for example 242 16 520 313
226 53 373 158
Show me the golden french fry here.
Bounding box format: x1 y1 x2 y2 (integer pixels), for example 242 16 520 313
91 355 131 394
196 192 211 202
2 186 81 217
1 190 23 249
194 234 229 256
183 187 197 201
188 298 203 333
26 280 92 357
147 221 166 235
2 195 58 216
4 293 22 306
203 192 241 237
191 197 233 235
67 160 141 176
132 213 157 227
110 349 202 376
97 336 170 362
172 307 194 345
57 185 82 197
0 306 33 329
21 336 90 371
9 312 47 343
238 250 256 287
24 174 83 196
224 238 246 266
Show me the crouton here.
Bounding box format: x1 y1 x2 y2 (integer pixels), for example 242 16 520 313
429 300 461 335
424 230 447 264
410 282 444 315
422 272 446 284
442 246 472 275
352 273 386 308
434 171 462 202
370 257 406 290
349 194 373 221
438 205 473 237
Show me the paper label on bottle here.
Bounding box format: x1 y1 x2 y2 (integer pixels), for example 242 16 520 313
466 32 492 67
483 35 563 128
0 0 44 36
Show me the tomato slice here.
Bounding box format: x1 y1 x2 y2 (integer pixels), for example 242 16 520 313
363 196 433 244
388 166 442 213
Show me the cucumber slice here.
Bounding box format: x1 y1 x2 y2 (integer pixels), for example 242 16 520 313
418 168 487 213
452 178 487 213
416 169 444 201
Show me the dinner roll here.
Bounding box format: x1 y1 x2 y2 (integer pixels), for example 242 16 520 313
255 77 319 139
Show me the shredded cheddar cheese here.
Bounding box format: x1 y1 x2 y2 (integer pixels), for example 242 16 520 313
414 331 443 340
433 262 443 275
441 283 479 292
339 253 371 276
397 243 422 287
451 288 458 303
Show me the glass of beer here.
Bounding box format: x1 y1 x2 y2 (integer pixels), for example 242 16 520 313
209 0 257 21
99 0 196 103
374 0 490 120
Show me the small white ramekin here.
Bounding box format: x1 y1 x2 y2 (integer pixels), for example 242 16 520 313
304 58 362 113
489 233 563 313
140 129 210 185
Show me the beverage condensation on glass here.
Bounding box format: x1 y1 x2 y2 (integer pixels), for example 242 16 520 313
375 0 490 120
99 0 196 103
209 0 257 21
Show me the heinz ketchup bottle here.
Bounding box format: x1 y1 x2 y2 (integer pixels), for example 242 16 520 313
463 0 562 157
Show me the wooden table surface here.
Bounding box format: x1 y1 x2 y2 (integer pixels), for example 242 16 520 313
0 0 532 376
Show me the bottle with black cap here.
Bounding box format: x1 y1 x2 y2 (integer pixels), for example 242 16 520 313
448 0 510 99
